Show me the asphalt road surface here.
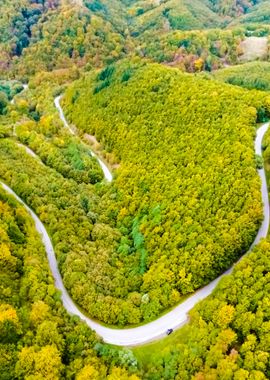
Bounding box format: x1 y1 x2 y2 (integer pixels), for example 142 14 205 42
2 114 269 346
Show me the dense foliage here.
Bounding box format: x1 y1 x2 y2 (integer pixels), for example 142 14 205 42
0 80 23 100
126 0 265 34
7 69 104 184
0 184 140 379
137 28 245 71
127 0 223 34
134 240 270 379
0 0 130 78
13 4 128 77
0 80 24 116
211 0 264 17
0 139 142 325
62 62 270 322
0 0 59 73
235 1 270 25
212 61 270 92
2 0 270 378
0 0 269 79
17 120 104 184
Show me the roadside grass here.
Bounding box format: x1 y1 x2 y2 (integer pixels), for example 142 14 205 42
132 323 191 367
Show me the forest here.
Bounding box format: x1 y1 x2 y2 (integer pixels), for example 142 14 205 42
0 184 140 379
212 61 270 91
2 0 270 378
61 61 270 323
137 28 247 71
16 120 104 184
0 59 269 328
0 0 269 79
134 240 270 379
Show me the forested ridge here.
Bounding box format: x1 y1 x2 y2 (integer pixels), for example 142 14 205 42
136 28 246 71
62 61 270 323
212 61 270 92
0 138 144 325
11 69 104 184
1 60 270 329
2 0 270 378
0 0 59 73
0 0 269 79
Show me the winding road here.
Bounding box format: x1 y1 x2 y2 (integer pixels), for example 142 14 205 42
54 96 112 182
1 97 269 346
10 84 28 105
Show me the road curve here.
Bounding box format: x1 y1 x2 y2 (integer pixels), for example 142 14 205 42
54 96 113 182
11 84 28 105
1 122 269 346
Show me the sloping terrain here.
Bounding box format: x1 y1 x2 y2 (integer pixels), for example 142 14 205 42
0 0 59 73
212 61 270 91
0 182 140 379
0 0 268 78
134 240 270 379
0 0 129 77
234 1 270 25
127 0 223 34
212 0 266 17
125 0 266 34
2 0 270 378
59 61 270 323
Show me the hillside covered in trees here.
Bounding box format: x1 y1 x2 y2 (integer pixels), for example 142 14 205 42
212 61 270 91
1 0 270 79
61 61 270 322
2 0 270 378
0 182 140 379
134 240 270 379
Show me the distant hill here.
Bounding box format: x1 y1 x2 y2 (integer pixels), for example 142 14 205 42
232 1 270 25
127 0 223 34
0 0 59 72
0 0 129 77
211 0 265 17
212 61 270 91
1 0 269 77
124 0 267 34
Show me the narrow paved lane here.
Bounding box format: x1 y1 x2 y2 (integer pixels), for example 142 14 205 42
54 96 113 182
11 84 28 105
1 122 269 346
